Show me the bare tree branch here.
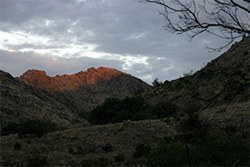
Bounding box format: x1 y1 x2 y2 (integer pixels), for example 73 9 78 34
141 0 250 51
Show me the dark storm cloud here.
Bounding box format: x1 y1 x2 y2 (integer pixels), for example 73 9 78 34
0 0 221 83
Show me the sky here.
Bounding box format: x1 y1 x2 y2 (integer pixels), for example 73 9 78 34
0 0 233 84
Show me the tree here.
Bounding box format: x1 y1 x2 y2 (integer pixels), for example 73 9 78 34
152 78 162 86
141 0 250 51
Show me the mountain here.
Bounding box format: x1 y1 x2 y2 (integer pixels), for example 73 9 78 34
0 71 87 127
147 36 250 111
18 67 152 113
18 67 127 93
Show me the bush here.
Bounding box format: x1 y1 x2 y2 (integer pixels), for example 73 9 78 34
133 143 151 158
115 153 125 162
18 120 57 138
14 142 21 150
1 122 20 135
147 133 249 166
1 120 59 137
27 156 48 166
89 97 152 125
147 141 188 166
192 134 249 166
102 143 113 153
152 78 163 87
89 96 182 125
151 102 179 119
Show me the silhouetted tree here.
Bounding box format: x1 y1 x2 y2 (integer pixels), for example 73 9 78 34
142 0 250 51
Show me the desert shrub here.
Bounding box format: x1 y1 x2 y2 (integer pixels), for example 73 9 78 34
1 122 20 135
243 50 249 56
180 112 208 139
151 101 179 119
102 143 113 153
152 78 163 87
18 120 57 138
14 142 21 150
27 155 48 166
97 158 110 166
88 98 120 125
68 147 75 154
180 113 202 131
147 133 249 166
133 143 151 158
191 134 249 166
115 153 125 162
2 120 58 137
147 141 188 166
89 97 152 125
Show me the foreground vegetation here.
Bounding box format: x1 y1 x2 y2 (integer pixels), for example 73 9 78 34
1 101 249 166
89 96 180 125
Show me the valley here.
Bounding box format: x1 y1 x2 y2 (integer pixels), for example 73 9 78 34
0 36 249 166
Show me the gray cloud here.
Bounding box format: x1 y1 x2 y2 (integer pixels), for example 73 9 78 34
0 0 224 84
0 49 124 77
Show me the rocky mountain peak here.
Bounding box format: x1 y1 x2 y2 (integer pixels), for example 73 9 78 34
18 67 126 93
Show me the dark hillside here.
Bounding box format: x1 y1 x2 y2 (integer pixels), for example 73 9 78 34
147 36 250 111
0 71 86 128
54 74 151 114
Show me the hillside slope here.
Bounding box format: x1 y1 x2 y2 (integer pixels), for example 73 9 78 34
0 71 87 127
148 36 250 111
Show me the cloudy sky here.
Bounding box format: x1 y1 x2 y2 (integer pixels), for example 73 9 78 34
0 0 229 84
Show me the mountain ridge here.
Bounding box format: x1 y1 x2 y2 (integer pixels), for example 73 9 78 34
17 67 127 93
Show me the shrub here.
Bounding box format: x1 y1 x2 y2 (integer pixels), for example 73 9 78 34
2 120 58 137
133 143 151 158
152 78 163 87
68 147 75 154
1 122 20 135
89 96 152 125
27 156 48 166
14 142 21 150
151 101 179 119
18 120 57 138
115 153 125 162
192 134 249 166
147 133 249 166
97 158 110 166
102 143 113 153
147 141 188 166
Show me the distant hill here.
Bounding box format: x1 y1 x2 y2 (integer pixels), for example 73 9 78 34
18 67 151 114
0 71 86 127
18 67 127 93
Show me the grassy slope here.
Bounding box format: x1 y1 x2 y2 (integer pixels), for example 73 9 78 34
1 119 176 166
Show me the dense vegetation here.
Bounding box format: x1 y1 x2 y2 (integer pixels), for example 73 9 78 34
89 96 180 125
147 114 249 166
147 132 249 166
1 120 60 137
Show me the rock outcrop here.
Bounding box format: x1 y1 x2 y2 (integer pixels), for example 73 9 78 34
18 67 126 93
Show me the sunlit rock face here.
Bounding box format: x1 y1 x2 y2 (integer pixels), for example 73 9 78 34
18 67 126 93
